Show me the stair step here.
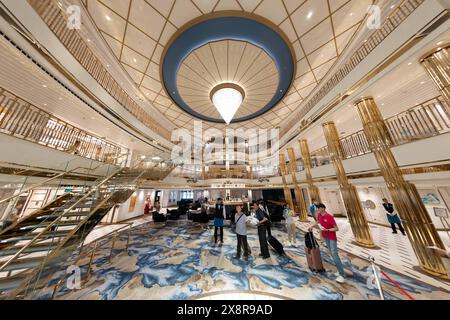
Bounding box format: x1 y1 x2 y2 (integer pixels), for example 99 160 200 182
16 220 80 230
0 242 59 257
1 257 44 272
0 230 69 245
0 274 28 291
35 212 89 220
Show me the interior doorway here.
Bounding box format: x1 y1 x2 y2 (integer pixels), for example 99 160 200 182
326 190 345 216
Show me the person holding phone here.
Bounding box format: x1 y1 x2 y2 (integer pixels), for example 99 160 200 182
382 198 405 235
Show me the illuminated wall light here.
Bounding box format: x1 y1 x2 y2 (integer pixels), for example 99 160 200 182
307 11 313 19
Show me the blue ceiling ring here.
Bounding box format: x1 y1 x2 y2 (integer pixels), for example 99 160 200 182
162 16 294 124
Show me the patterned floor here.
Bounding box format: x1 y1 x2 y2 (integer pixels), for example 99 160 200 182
34 220 450 300
295 218 450 292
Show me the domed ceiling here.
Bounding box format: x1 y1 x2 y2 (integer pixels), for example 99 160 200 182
83 0 373 131
176 39 279 121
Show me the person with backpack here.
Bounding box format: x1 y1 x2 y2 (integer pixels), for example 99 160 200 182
259 200 272 238
214 198 225 246
253 201 270 259
309 199 319 220
283 204 297 245
308 203 346 283
234 205 250 261
382 198 406 235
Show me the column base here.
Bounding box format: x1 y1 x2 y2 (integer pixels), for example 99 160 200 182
351 240 378 249
418 265 450 281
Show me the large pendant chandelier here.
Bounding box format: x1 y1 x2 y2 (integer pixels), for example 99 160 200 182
210 83 245 124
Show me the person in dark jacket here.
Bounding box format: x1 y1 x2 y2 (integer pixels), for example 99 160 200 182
214 198 225 246
382 198 405 235
253 201 270 259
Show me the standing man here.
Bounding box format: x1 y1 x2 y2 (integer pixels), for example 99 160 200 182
382 198 406 235
214 198 225 246
253 201 270 259
309 203 346 283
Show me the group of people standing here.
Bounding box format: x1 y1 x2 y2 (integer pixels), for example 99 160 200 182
205 196 410 285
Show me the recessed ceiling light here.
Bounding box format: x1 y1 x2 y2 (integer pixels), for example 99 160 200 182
87 38 91 42
105 15 111 21
58 97 62 100
420 81 425 84
152 156 161 160
381 103 385 106
390 5 395 9
307 11 313 19
349 12 353 16
106 64 110 67
133 58 137 63
408 62 412 65
436 41 443 46
43 103 47 106
42 84 47 88
437 47 442 50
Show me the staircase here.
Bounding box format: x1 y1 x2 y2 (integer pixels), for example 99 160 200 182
0 166 147 299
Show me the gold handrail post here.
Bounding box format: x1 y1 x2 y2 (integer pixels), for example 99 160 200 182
109 233 118 263
86 241 97 281
125 225 132 251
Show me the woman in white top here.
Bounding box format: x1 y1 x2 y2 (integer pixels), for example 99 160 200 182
234 205 250 260
283 204 298 245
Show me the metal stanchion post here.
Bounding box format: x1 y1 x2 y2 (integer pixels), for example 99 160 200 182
369 255 385 300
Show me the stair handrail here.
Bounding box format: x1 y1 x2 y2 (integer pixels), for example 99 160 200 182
0 166 122 273
51 222 133 299
0 163 108 206
2 165 148 297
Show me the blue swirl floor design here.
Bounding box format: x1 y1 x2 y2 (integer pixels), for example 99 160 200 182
37 222 450 300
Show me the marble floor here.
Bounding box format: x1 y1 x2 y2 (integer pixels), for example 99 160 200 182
295 218 450 292
34 219 450 300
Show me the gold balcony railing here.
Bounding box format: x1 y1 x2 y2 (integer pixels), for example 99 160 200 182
385 96 450 145
309 146 331 168
27 0 171 141
281 0 424 137
0 87 126 165
340 130 372 159
307 96 450 168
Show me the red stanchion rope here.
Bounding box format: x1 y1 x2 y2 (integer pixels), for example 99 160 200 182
380 270 415 300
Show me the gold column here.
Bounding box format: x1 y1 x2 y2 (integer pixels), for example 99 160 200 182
322 122 375 248
279 153 295 210
355 97 448 278
420 45 450 105
299 139 322 204
287 148 308 221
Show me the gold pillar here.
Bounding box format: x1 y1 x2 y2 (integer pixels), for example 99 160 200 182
299 139 322 204
279 153 295 210
420 45 450 105
287 148 308 221
355 97 448 278
322 122 375 248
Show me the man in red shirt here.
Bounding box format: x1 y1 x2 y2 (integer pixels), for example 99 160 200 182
308 203 346 283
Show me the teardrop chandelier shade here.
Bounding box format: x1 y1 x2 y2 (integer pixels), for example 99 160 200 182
210 83 245 124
